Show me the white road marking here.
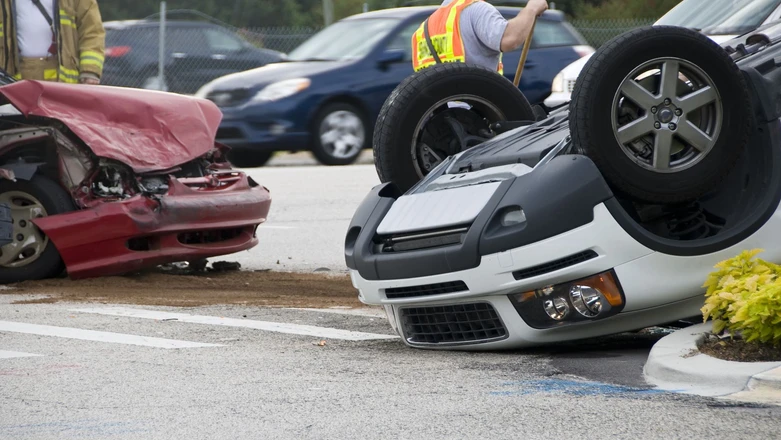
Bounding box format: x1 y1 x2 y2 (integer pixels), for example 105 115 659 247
70 307 399 341
0 350 43 359
286 307 388 318
0 321 224 349
259 225 297 230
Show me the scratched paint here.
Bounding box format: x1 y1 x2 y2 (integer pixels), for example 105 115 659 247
490 379 666 397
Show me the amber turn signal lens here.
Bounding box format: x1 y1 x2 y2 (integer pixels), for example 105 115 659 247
572 271 623 307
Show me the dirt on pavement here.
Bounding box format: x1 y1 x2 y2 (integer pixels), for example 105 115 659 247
3 268 365 309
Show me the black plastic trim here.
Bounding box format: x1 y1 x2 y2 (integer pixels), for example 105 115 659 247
346 155 613 281
385 280 468 299
512 250 598 280
478 154 613 256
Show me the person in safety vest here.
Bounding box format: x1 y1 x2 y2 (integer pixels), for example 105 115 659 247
0 0 105 84
412 0 549 74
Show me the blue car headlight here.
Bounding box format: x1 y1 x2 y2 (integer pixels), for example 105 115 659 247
253 78 311 103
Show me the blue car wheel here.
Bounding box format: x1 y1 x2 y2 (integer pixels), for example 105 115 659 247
311 102 368 166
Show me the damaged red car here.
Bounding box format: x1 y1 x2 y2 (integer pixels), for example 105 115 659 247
0 75 272 283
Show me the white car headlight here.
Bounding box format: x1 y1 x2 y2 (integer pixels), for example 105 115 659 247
253 78 311 103
551 72 564 93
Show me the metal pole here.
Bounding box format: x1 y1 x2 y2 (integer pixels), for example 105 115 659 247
159 1 166 91
323 0 334 26
363 3 368 13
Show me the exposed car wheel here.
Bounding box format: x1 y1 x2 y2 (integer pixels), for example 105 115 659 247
0 175 76 283
373 62 535 193
311 103 367 166
570 26 753 204
227 150 273 168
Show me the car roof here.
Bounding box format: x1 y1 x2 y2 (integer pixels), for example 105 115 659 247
103 19 225 30
341 4 565 22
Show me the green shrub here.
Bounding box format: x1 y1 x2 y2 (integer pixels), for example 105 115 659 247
701 249 781 346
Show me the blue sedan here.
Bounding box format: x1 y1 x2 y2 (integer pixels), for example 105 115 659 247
194 5 593 167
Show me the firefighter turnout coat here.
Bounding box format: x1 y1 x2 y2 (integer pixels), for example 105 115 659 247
0 0 105 82
411 0 503 74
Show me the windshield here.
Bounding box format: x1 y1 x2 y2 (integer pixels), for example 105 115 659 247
287 18 400 61
655 0 781 35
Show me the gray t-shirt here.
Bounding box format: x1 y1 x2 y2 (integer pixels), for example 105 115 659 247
440 0 508 70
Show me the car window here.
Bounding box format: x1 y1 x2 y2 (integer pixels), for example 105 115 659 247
385 21 422 61
168 28 208 54
529 21 581 48
205 28 245 52
287 18 401 61
655 0 781 35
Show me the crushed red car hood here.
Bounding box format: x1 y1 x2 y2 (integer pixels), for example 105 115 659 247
0 80 223 173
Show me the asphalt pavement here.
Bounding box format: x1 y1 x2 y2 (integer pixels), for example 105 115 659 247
2 298 780 440
2 151 781 439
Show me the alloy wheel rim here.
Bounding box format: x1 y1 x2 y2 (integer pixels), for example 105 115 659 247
0 191 48 268
411 94 506 179
319 110 365 159
610 57 723 174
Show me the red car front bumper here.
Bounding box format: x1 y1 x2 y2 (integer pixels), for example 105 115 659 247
33 172 271 279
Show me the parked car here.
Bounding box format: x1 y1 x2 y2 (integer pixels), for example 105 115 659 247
101 20 285 95
544 0 781 107
194 5 593 168
0 74 272 283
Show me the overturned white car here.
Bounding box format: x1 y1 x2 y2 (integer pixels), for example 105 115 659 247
345 24 781 350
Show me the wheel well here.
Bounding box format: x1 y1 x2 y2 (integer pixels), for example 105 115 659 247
0 140 60 182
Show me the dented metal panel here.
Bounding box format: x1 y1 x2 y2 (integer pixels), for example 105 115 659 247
0 80 222 173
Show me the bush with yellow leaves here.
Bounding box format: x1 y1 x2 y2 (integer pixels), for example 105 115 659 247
701 249 781 346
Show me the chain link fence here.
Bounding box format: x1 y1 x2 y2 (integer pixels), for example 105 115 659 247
100 16 658 95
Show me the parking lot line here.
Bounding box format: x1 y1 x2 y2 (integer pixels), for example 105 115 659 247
0 350 44 359
0 321 224 349
70 307 400 341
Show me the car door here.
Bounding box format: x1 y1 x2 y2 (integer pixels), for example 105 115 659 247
165 27 212 94
202 27 270 77
499 17 586 105
363 19 422 122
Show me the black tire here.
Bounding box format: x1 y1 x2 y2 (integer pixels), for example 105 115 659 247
0 175 76 283
227 150 273 168
311 102 368 166
373 62 535 193
570 25 753 204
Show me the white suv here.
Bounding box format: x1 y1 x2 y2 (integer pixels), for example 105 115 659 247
544 0 781 108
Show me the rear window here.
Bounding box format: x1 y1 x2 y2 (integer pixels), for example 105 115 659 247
499 15 585 48
530 21 584 48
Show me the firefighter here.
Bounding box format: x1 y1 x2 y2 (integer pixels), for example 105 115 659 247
0 0 105 84
412 0 549 74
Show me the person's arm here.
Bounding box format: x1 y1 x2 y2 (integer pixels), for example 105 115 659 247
500 0 548 52
75 0 105 84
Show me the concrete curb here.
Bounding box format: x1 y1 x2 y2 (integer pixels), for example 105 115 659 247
643 322 781 404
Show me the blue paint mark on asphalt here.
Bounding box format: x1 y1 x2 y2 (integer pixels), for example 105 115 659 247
0 419 150 437
490 379 666 397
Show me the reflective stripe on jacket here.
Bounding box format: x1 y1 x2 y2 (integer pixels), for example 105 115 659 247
411 0 503 74
0 0 105 83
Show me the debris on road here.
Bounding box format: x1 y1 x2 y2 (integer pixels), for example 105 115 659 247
4 269 362 309
210 261 242 272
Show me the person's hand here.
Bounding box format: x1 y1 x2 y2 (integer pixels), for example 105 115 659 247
80 77 100 85
526 0 549 16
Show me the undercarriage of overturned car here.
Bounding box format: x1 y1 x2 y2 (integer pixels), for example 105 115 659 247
347 24 781 350
0 78 271 283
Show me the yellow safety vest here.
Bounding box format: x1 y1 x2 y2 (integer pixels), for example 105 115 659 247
411 0 503 74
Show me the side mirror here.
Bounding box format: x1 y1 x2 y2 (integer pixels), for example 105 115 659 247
377 49 406 66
